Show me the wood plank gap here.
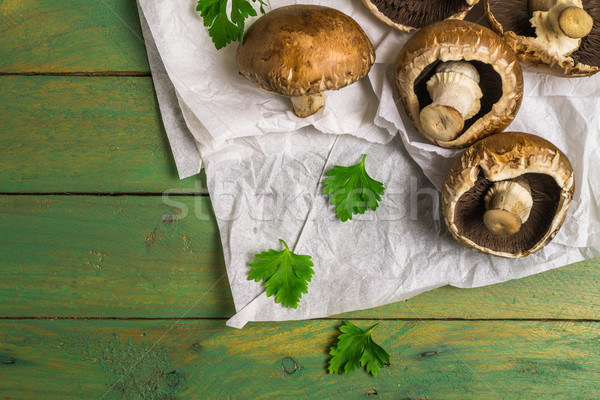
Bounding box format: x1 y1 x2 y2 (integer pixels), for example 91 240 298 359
0 317 228 321
1 317 599 322
321 317 600 322
0 71 151 77
0 192 210 197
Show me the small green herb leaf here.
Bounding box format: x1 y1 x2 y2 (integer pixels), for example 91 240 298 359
196 0 266 49
323 154 385 222
328 321 390 377
248 239 314 309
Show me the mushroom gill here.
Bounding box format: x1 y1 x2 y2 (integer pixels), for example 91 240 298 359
364 0 476 30
453 172 561 255
488 0 537 37
574 0 600 66
487 0 600 69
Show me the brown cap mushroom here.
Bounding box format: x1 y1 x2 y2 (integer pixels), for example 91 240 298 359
486 0 599 77
236 5 375 118
362 0 480 32
442 132 575 258
394 20 523 148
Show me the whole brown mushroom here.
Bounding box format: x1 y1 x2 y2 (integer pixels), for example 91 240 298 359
442 132 575 258
362 0 480 32
236 5 375 118
486 0 600 77
395 20 524 148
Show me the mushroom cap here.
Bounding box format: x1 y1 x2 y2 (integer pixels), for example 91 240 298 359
236 5 375 98
362 0 479 32
394 20 524 148
442 132 575 258
485 0 600 77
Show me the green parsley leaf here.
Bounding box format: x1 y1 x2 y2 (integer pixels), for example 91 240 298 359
248 239 314 309
323 154 385 222
196 0 266 49
328 321 390 377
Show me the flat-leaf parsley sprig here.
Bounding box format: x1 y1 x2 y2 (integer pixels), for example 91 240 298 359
323 154 385 222
196 0 267 50
248 239 314 309
328 321 390 377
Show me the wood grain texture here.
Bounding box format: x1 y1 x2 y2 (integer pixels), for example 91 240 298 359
1 319 600 399
0 195 234 318
1 194 599 320
0 0 149 73
0 76 205 193
1 2 599 398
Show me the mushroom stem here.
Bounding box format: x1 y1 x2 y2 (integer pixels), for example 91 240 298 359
530 0 593 56
558 6 594 39
483 177 533 237
419 61 483 142
290 94 325 118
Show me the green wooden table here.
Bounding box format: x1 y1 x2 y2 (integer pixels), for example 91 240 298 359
1 1 599 398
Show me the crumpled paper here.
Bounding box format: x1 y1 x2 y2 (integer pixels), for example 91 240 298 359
137 0 600 328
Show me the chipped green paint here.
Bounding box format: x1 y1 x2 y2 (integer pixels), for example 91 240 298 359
279 356 304 377
75 250 108 270
144 214 199 255
74 335 185 400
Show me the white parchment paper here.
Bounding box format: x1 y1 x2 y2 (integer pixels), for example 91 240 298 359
137 0 600 328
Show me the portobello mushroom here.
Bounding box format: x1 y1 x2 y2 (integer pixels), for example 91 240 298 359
442 132 575 258
394 20 524 148
236 5 375 118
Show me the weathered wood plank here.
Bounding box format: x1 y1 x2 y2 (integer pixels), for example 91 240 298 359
0 0 149 73
0 76 204 193
1 194 599 320
1 319 599 399
0 195 234 318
